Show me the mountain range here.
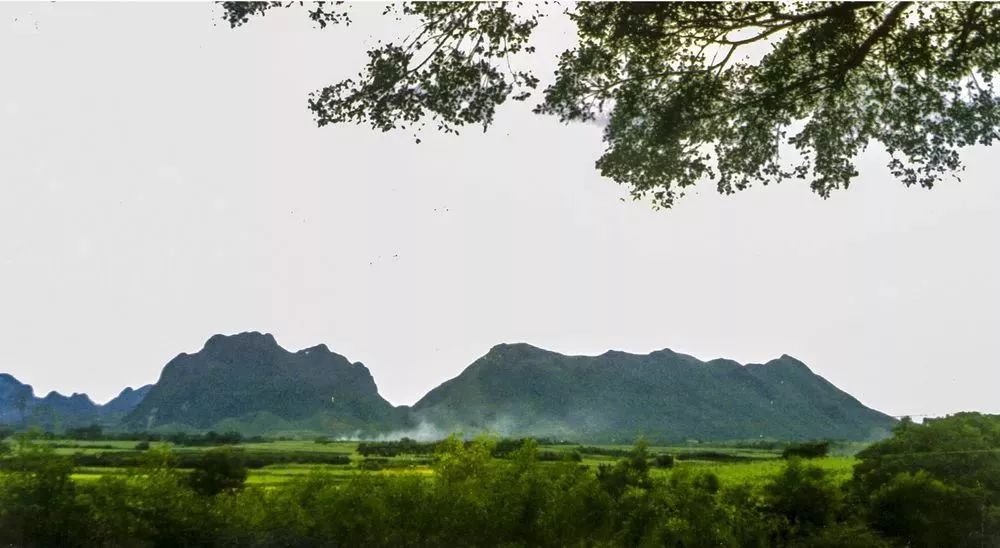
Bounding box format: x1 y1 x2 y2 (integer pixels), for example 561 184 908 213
0 373 151 431
0 332 896 442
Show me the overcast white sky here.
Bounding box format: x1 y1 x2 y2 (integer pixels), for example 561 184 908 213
1 3 997 418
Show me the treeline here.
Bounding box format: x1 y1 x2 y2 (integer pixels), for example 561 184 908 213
68 450 351 469
354 436 578 458
64 426 267 446
0 425 272 447
0 447 351 471
355 437 438 457
0 413 997 547
355 438 695 465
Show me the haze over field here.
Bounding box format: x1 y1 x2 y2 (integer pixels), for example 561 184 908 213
1 2 998 419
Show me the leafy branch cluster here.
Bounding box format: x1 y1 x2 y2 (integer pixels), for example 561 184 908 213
258 3 545 139
224 2 1000 208
540 2 1000 207
222 1 351 29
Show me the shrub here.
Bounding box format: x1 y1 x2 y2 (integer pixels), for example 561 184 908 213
187 447 248 496
675 450 754 462
764 458 843 535
868 471 993 548
782 440 831 459
0 436 83 546
654 454 675 468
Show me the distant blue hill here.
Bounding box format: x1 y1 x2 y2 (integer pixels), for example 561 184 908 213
0 373 150 430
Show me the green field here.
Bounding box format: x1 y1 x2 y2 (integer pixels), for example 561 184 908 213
28 438 858 490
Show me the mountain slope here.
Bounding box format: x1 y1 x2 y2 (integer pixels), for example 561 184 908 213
0 374 150 429
0 374 35 425
102 385 154 415
124 332 400 434
411 343 896 441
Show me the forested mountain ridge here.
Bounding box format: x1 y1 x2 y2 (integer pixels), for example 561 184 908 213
123 332 402 435
411 343 896 442
2 334 895 441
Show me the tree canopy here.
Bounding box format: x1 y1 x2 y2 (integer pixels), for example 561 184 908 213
223 2 1000 208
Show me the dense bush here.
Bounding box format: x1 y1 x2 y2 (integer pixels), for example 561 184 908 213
187 447 248 496
0 437 82 546
654 453 675 468
851 413 1000 547
782 440 831 459
675 450 756 462
765 457 843 538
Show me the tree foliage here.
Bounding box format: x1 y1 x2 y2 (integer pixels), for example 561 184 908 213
782 440 831 459
852 413 1000 547
223 1 1000 207
0 435 81 546
765 457 842 535
187 446 248 496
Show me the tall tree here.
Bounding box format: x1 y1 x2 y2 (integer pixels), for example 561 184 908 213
224 2 1000 208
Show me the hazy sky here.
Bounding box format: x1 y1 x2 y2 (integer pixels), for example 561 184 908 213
1 3 997 418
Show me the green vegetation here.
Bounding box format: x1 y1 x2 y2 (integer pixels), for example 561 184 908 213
187 447 248 496
126 332 403 434
0 413 996 546
224 3 1000 208
782 440 832 459
412 343 896 441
